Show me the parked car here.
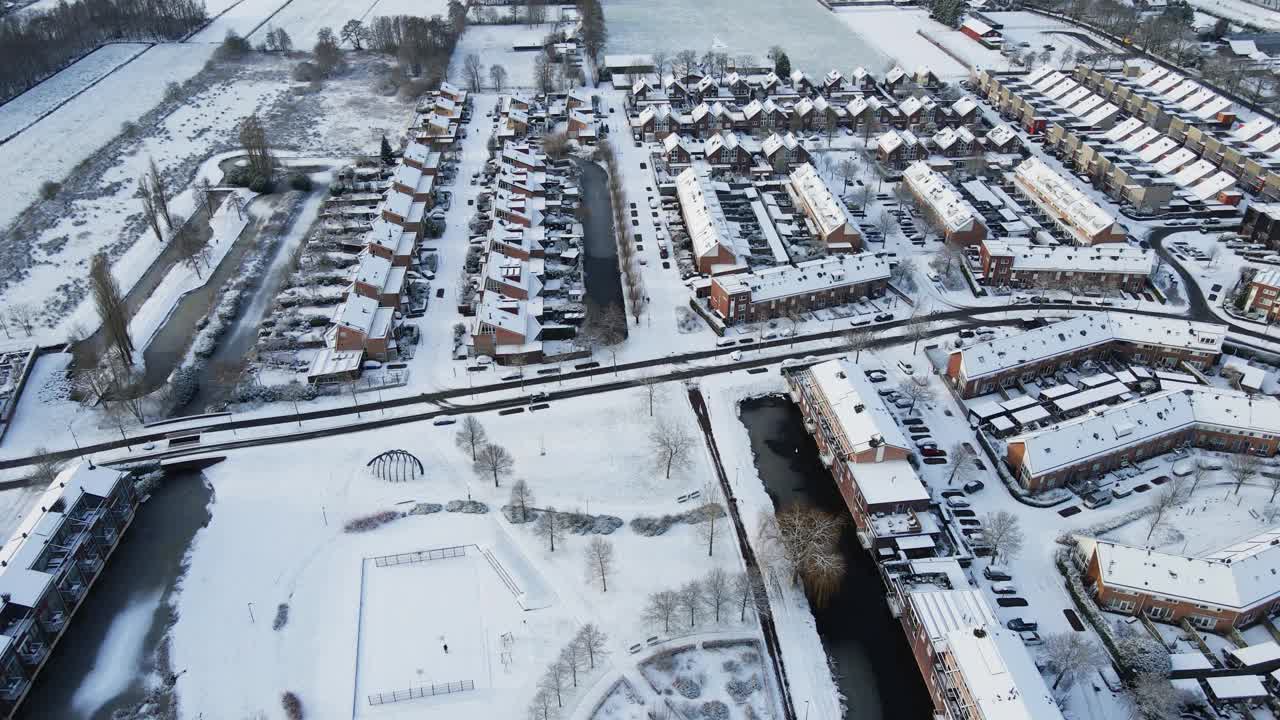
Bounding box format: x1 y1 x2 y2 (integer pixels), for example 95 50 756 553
902 418 924 426
963 480 985 494
946 496 970 509
940 489 965 499
921 448 946 458
984 565 1013 581
1019 631 1043 645
1006 617 1037 631
874 313 893 322
958 518 982 528
432 418 457 426
1111 485 1133 499
1083 491 1112 509
991 583 1017 595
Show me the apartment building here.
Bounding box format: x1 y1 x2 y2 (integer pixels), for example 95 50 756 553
788 163 862 252
902 161 988 245
350 250 406 309
676 165 741 273
1244 269 1280 322
1011 157 1126 245
0 464 139 719
1242 203 1280 251
979 238 1153 290
945 313 1226 398
788 359 930 536
709 254 890 325
1076 528 1280 631
1006 386 1280 490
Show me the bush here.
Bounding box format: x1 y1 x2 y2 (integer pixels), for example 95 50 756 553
288 173 313 191
217 31 252 60
726 676 761 703
281 691 303 720
164 81 183 103
700 700 728 720
445 500 488 514
272 603 290 631
292 61 322 82
120 120 140 137
343 510 402 533
225 165 253 187
39 181 61 200
409 503 442 516
248 173 275 194
673 677 701 699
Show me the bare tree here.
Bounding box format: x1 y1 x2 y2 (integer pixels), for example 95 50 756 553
539 661 567 708
703 567 731 623
651 50 670 79
535 506 566 552
875 208 897 237
677 579 705 628
558 641 584 688
649 418 694 479
239 113 274 180
675 49 698 78
509 479 535 522
756 504 846 607
8 304 36 336
583 536 614 591
905 312 933 353
637 375 665 416
575 623 609 669
174 224 210 279
1043 632 1104 690
948 442 977 485
1229 453 1260 495
463 52 484 92
26 447 64 487
843 329 875 363
896 379 936 413
1190 458 1211 496
148 156 172 229
696 498 723 558
0 314 9 339
1145 484 1182 541
733 570 771 622
193 176 216 217
644 590 680 633
1127 671 1191 720
456 416 487 460
474 442 515 488
90 252 134 367
527 688 557 720
980 511 1024 564
489 64 508 92
138 176 165 243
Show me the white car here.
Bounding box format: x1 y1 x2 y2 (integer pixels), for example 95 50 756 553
946 496 971 509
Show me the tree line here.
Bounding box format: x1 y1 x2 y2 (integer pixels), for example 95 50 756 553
0 0 207 103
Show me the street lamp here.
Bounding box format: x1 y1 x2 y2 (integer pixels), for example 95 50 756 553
66 418 92 469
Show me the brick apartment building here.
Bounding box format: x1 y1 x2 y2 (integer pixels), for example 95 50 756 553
1244 269 1280 322
1006 387 1280 490
902 161 987 245
789 163 862 252
979 238 1153 290
1012 157 1126 245
709 254 889 325
1076 528 1280 631
945 313 1226 398
1242 203 1280 251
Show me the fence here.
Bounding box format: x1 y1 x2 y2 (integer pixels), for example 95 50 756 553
480 546 522 599
367 679 475 705
372 545 467 568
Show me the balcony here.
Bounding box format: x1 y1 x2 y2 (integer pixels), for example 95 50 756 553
0 677 28 702
17 644 47 667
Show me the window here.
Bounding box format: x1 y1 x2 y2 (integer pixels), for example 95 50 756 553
1146 606 1173 621
1109 599 1135 612
1189 615 1217 630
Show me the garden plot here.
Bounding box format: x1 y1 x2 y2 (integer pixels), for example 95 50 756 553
639 640 776 720
589 678 649 720
603 0 887 76
0 43 151 142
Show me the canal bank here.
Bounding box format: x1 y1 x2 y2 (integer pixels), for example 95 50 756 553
738 395 932 720
17 467 213 720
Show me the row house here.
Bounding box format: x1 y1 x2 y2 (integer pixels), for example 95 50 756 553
945 313 1227 398
875 128 924 168
1076 529 1280 632
676 165 742 273
1011 157 1126 245
350 250 406 309
930 126 977 158
1244 269 1280 322
483 252 544 301
489 222 547 261
567 109 597 142
787 359 930 533
1007 385 1280 491
902 161 987 245
979 238 1154 290
1242 202 1280 251
390 162 436 203
709 254 890 325
364 218 417 268
661 133 699 167
984 122 1019 153
401 142 441 175
324 294 397 364
471 294 544 364
789 163 862 251
0 464 139 719
381 190 427 235
762 132 810 172
704 132 758 173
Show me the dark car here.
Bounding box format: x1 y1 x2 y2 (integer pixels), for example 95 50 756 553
1006 618 1038 631
963 480 985 494
902 418 925 426
923 457 947 465
952 509 977 518
436 288 445 298
958 518 982 527
941 489 965 499
921 448 947 458
874 313 893 322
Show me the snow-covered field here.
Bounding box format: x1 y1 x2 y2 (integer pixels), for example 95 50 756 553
834 7 994 80
190 0 454 45
171 385 769 719
450 25 563 88
987 11 1121 65
189 0 291 43
1183 0 1280 32
603 0 888 76
0 43 151 142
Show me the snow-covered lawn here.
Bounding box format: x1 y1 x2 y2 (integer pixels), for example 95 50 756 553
603 0 888 76
1183 0 1280 32
171 385 769 719
0 43 151 142
987 11 1124 65
188 0 291 43
450 25 563 89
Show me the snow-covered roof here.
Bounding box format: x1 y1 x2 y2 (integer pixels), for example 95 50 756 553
485 252 544 297
1194 95 1233 121
714 253 890 303
943 626 1064 720
1207 675 1268 700
789 163 851 239
962 17 994 35
762 132 801 156
1229 642 1280 667
1082 525 1280 614
1252 269 1280 289
353 251 392 291
1233 116 1273 142
953 313 1225 381
886 65 906 84
1013 157 1115 242
952 96 977 117
1117 126 1159 153
903 161 981 235
473 293 542 340
1135 65 1168 87
333 294 380 335
877 129 904 154
1154 147 1197 175
1191 171 1237 201
1252 128 1280 153
1135 136 1177 164
982 238 1154 275
908 590 997 641
1013 386 1278 477
1170 653 1214 671
1177 160 1217 188
1080 102 1118 127
900 95 922 117
986 123 1016 148
1102 117 1143 143
806 359 911 453
676 165 738 264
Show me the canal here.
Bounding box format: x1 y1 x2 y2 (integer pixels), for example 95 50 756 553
739 396 932 720
18 467 213 720
572 157 625 311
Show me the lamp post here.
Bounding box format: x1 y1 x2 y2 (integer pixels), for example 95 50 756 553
67 418 92 469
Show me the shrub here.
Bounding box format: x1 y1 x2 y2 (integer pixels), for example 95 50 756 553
281 691 303 720
120 121 140 137
164 81 183 103
343 510 402 533
217 31 252 60
292 61 321 82
248 173 275 194
445 500 488 514
272 603 290 631
39 181 61 200
225 165 253 187
700 700 728 720
288 173 313 191
673 677 701 699
726 676 761 702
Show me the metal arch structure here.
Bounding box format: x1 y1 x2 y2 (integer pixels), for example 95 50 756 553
366 449 425 482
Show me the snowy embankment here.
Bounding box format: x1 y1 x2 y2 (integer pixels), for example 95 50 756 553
127 189 253 351
0 43 152 143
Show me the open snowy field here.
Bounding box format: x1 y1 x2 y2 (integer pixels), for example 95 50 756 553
171 386 768 719
188 0 291 43
191 0 454 46
450 25 561 88
986 11 1121 65
835 7 976 79
0 43 151 143
604 0 888 76
249 0 381 45
0 43 214 235
1184 0 1280 32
